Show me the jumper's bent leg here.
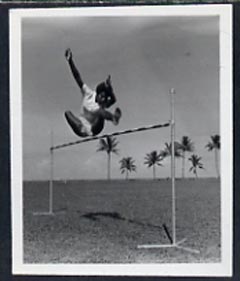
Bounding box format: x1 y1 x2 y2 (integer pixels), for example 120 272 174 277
64 111 89 137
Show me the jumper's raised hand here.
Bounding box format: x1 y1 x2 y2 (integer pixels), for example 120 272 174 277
65 48 72 61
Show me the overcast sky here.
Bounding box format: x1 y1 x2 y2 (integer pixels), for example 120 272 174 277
22 14 220 180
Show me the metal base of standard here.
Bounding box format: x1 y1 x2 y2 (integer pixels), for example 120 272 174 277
137 238 200 254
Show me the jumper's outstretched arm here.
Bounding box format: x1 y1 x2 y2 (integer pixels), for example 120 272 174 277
98 108 115 121
65 48 84 89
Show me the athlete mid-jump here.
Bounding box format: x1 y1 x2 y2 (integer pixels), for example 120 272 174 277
64 48 121 137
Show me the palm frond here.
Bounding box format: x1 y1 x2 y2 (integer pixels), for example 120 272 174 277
211 135 220 149
97 136 119 154
206 142 214 151
163 142 182 158
119 157 137 173
206 135 220 150
188 154 204 175
144 150 164 167
180 136 194 152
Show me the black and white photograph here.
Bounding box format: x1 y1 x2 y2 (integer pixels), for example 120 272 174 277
10 5 232 276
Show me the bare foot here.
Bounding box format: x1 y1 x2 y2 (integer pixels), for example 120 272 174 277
113 108 122 125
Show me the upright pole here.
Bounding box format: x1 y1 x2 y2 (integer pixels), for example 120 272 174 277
170 88 176 245
49 130 54 214
138 88 199 253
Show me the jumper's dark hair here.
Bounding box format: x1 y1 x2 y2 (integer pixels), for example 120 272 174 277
96 83 113 96
96 82 107 95
96 79 113 97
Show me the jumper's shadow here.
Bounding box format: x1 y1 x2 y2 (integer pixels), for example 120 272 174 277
81 211 162 230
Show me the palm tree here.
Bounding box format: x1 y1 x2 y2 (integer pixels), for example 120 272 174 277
161 142 182 158
188 154 204 178
144 150 163 179
119 157 136 180
206 135 220 178
97 136 119 180
179 136 194 178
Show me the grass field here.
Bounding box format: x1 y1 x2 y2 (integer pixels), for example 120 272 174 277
23 178 220 263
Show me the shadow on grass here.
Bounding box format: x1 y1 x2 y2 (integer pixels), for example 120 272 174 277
81 211 162 230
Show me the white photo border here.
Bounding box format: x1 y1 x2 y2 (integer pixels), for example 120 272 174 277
10 4 233 276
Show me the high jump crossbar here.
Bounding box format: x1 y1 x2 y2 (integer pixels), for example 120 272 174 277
36 88 199 254
51 122 170 151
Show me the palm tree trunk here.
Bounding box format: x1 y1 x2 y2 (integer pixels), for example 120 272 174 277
182 152 185 178
107 152 111 180
153 165 156 180
195 168 198 178
126 170 129 180
215 149 220 178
